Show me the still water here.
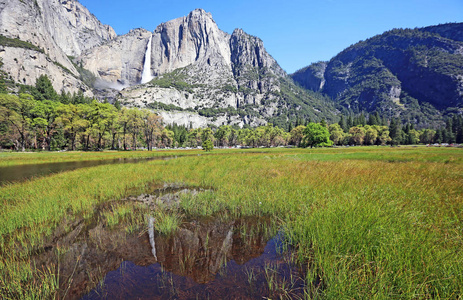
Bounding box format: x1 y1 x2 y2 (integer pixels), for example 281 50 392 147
0 156 174 186
29 186 305 299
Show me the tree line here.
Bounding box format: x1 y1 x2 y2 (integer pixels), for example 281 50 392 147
1 75 462 151
165 114 463 149
0 76 171 151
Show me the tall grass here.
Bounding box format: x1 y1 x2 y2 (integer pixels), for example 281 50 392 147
151 209 182 235
0 147 462 298
0 149 203 167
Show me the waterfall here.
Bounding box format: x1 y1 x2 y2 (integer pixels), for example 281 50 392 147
141 35 154 84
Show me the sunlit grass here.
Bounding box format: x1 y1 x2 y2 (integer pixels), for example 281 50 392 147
0 149 204 167
0 147 462 298
151 209 183 236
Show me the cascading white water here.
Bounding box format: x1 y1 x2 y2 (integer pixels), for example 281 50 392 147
141 35 154 84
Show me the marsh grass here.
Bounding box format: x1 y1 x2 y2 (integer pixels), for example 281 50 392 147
0 149 206 167
101 202 148 232
151 209 183 236
0 147 462 298
0 256 58 299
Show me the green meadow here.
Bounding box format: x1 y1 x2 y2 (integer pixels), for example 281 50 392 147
0 146 462 299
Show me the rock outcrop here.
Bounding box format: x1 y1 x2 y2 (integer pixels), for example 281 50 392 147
0 47 91 95
79 28 151 85
43 0 116 57
151 9 232 77
291 61 327 92
0 0 115 94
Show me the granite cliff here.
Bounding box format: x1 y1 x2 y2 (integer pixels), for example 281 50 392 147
79 9 335 127
3 1 459 128
0 0 115 95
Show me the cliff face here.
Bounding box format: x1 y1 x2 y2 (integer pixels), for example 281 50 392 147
151 9 232 77
0 3 336 127
0 46 91 94
0 0 115 95
292 23 463 127
41 0 116 57
291 62 327 92
86 9 336 127
79 28 151 85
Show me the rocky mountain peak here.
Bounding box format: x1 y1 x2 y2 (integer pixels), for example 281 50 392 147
230 28 285 77
0 0 116 95
49 0 116 56
150 8 231 76
187 8 213 20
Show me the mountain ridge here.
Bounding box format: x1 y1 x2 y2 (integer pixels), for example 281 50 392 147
0 1 461 128
80 8 337 127
292 23 463 128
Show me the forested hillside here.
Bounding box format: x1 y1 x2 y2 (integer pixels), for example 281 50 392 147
292 23 463 129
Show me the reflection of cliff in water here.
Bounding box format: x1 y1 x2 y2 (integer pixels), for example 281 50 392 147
32 208 280 299
153 217 272 284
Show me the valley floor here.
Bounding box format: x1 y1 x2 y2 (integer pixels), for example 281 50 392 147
0 147 462 298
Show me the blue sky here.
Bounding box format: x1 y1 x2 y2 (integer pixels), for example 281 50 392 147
79 0 462 73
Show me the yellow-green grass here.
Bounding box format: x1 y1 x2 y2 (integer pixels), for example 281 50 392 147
0 147 462 298
1 146 458 167
0 149 206 167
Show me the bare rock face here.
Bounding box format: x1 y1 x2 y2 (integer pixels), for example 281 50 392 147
0 0 115 94
93 9 336 127
151 9 232 77
42 0 116 57
79 28 151 85
0 0 115 58
230 28 285 79
0 0 77 76
80 9 234 86
0 47 92 96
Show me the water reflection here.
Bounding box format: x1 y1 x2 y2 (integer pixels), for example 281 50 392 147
31 206 303 299
81 218 302 300
0 156 175 186
25 183 305 299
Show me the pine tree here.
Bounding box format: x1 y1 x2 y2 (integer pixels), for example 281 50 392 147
445 118 456 143
455 115 463 143
389 118 401 145
114 100 121 110
435 129 443 144
347 115 353 129
35 75 58 101
338 115 347 132
320 118 327 128
359 113 366 126
367 113 377 126
374 112 381 125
